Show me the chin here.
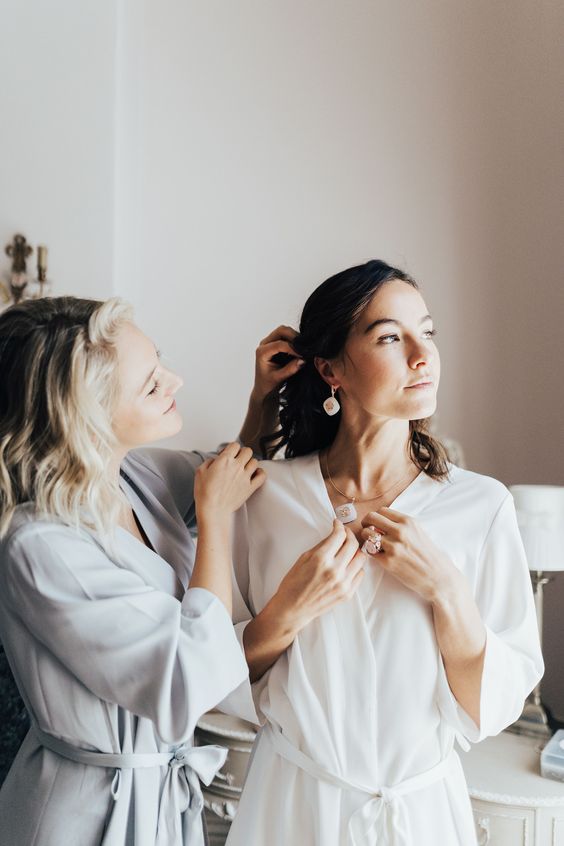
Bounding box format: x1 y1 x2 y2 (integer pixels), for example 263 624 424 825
167 412 183 437
153 413 184 443
405 398 437 419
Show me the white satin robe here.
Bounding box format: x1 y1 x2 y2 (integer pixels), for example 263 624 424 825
222 453 544 846
0 448 250 846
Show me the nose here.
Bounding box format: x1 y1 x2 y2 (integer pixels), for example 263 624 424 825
408 339 431 370
162 367 183 395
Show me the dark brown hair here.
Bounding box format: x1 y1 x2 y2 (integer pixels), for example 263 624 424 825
262 259 450 480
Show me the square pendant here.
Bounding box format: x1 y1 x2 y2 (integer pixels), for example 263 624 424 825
335 503 357 524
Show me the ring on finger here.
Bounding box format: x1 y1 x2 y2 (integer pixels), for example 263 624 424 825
362 531 383 556
367 527 383 550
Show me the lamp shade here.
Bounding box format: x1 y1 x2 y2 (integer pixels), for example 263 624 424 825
509 485 564 572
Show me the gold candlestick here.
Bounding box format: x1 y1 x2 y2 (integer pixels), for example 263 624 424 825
37 245 48 296
5 234 32 304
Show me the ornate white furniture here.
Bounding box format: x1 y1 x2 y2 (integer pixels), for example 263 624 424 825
194 711 257 846
196 717 564 845
460 731 564 845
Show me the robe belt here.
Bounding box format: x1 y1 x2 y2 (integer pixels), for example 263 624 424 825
32 723 227 846
264 723 454 846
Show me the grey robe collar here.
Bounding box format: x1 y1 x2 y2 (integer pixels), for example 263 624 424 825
119 452 196 599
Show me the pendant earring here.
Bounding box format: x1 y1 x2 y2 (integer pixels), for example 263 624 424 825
323 386 341 416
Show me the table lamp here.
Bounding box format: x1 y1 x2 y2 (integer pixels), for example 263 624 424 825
509 485 564 738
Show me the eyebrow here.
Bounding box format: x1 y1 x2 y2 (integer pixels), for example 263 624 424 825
364 314 433 334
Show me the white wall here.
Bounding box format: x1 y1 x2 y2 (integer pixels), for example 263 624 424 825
0 0 116 300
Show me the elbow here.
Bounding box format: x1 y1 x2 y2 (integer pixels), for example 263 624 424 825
153 687 197 746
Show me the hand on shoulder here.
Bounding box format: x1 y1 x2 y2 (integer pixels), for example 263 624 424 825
194 442 266 522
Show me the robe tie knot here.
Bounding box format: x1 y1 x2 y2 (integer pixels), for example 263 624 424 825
31 723 227 846
264 722 454 846
378 786 396 805
156 742 227 846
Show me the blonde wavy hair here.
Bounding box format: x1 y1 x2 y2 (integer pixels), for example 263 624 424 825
0 296 133 543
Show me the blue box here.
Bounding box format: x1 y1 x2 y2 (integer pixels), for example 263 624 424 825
541 729 564 782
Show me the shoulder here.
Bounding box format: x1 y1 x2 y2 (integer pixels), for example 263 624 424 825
244 453 322 524
0 507 99 585
257 452 317 475
1 505 91 549
435 464 512 530
123 447 214 529
256 453 317 490
123 447 198 482
443 464 509 502
123 448 163 481
122 447 207 493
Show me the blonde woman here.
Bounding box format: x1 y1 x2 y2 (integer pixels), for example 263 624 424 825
0 296 302 846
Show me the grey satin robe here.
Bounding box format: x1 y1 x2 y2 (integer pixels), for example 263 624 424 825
0 448 249 846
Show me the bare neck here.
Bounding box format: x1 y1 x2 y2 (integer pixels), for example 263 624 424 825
322 416 417 495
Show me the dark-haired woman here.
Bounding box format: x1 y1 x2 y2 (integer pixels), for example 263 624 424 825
223 261 543 846
0 297 302 846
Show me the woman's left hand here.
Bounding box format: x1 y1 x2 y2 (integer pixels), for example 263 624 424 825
360 507 458 604
239 325 304 453
251 325 304 404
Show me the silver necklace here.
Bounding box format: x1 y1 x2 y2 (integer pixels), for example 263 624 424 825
323 451 414 524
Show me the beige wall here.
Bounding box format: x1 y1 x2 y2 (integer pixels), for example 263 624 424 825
1 1 563 719
115 0 564 720
115 0 564 478
0 0 116 300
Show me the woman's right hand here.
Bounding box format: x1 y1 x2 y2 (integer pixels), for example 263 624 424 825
194 442 265 522
242 521 366 682
272 520 366 633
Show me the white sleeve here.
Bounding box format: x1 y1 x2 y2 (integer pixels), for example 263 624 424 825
216 504 268 727
3 524 249 745
437 494 544 743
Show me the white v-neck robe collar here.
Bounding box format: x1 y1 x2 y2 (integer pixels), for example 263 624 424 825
293 451 444 529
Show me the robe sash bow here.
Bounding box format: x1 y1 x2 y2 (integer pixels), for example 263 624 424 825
265 723 454 846
32 723 226 846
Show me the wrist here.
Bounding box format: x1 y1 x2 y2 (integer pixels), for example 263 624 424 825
249 388 265 408
430 565 467 612
262 592 302 641
250 388 278 409
196 507 231 533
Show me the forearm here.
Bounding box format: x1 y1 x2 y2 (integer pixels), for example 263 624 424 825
432 571 487 727
188 515 233 614
243 596 299 683
238 393 279 456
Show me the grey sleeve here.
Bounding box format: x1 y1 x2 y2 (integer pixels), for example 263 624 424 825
1 525 249 745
